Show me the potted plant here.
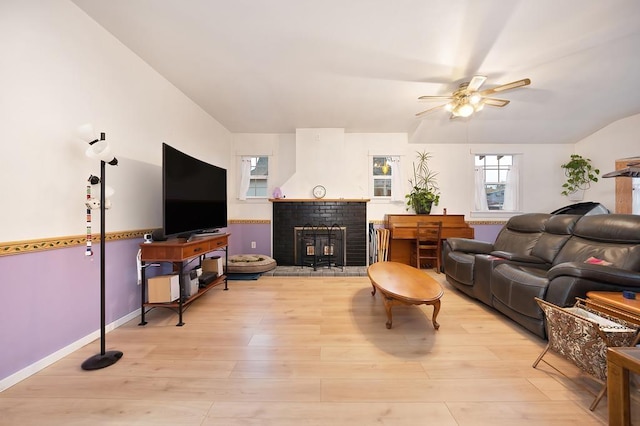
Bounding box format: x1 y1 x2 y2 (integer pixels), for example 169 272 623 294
406 151 440 214
560 154 600 198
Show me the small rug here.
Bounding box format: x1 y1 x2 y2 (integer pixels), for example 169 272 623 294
226 273 261 281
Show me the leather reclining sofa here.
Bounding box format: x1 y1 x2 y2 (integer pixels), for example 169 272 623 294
443 213 640 338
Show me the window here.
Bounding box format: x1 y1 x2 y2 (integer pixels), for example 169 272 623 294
372 156 392 197
239 156 269 199
474 154 519 211
371 156 402 201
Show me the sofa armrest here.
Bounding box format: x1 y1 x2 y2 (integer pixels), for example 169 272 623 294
446 238 494 254
490 251 547 264
548 262 640 288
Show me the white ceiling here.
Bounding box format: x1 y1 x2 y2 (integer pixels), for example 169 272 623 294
71 0 640 144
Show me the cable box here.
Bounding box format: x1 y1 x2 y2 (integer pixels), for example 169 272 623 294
199 271 218 287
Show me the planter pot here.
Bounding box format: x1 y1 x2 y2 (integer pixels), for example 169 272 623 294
568 190 585 201
414 201 433 215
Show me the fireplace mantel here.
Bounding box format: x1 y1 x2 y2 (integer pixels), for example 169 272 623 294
269 198 370 202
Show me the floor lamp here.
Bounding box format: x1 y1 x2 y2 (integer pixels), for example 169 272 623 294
79 125 123 370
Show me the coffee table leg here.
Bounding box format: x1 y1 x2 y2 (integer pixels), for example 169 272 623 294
371 284 377 296
431 300 441 330
382 296 393 329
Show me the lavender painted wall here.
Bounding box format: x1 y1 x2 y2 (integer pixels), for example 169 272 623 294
470 223 503 243
0 239 141 382
227 223 272 256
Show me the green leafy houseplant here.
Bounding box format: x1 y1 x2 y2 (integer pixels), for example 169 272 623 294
560 154 600 196
406 151 440 214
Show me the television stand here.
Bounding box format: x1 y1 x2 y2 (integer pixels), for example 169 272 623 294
138 233 229 326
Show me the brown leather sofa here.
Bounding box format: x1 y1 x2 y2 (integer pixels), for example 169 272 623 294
443 213 640 338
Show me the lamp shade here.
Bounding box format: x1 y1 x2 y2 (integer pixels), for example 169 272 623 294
85 141 113 162
77 123 97 142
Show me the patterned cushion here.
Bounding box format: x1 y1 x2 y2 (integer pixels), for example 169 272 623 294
226 254 277 273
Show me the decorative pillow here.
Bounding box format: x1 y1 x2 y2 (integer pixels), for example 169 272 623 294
584 256 612 266
229 255 267 263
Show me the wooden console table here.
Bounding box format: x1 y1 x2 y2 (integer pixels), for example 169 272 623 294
138 233 229 326
607 347 640 426
383 214 474 265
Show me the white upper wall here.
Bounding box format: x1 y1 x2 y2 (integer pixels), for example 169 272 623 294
575 114 640 209
2 1 639 243
0 0 231 241
230 111 640 221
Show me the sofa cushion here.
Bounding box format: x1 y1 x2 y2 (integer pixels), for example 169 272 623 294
493 213 551 255
491 264 549 320
573 214 640 244
444 251 475 286
531 215 581 263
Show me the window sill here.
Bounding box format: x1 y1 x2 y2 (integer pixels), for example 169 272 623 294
470 210 523 219
239 198 269 202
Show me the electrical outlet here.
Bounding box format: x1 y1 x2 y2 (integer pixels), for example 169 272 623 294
251 241 256 248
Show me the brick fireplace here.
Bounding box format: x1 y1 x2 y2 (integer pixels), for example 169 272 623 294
272 200 368 266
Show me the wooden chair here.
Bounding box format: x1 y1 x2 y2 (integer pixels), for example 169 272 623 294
415 221 442 273
376 228 390 262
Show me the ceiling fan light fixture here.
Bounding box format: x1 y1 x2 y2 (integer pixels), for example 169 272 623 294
469 94 481 105
416 76 531 119
454 103 474 118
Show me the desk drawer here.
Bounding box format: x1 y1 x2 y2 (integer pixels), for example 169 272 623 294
182 242 208 258
210 236 228 249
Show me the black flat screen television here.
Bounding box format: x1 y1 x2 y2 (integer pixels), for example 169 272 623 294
162 143 227 238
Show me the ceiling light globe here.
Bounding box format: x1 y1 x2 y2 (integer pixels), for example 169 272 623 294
457 103 474 117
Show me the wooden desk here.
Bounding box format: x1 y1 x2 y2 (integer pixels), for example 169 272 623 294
384 214 474 265
607 347 640 425
139 233 229 326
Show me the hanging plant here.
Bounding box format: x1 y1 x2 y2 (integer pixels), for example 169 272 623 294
560 154 600 196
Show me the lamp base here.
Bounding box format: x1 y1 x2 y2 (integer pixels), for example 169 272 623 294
81 350 123 370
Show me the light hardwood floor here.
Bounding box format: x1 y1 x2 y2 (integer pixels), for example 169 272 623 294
0 272 618 425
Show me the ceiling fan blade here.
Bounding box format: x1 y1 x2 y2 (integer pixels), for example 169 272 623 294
483 98 510 107
478 78 531 96
415 104 446 117
418 95 454 101
467 75 487 92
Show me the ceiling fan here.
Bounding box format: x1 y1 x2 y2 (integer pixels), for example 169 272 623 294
416 76 531 118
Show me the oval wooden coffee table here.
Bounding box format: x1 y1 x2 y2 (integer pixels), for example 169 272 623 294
367 261 443 330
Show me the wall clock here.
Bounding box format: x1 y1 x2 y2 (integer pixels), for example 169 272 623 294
312 185 326 199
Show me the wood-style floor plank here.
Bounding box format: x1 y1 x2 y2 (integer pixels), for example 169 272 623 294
0 273 610 425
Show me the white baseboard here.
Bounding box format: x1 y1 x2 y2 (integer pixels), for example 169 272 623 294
0 309 139 392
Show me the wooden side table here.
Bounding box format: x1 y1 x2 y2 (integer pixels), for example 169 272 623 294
607 347 640 426
586 291 640 325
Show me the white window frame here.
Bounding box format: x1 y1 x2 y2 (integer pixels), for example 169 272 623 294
370 155 402 201
240 155 269 199
471 153 522 217
371 156 392 198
